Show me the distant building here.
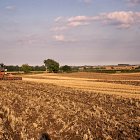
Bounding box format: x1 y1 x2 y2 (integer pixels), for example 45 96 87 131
105 65 138 70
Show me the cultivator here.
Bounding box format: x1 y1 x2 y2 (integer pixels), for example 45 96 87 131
0 64 22 80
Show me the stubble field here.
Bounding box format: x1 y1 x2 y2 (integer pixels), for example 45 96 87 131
0 72 140 140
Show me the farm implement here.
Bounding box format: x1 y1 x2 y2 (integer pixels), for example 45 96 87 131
0 64 22 80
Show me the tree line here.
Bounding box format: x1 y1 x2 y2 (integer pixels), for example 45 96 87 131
1 59 140 74
4 65 46 72
1 59 72 73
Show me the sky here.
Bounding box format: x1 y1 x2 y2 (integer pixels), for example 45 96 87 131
0 0 140 66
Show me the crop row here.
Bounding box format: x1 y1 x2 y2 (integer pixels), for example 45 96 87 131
0 81 140 140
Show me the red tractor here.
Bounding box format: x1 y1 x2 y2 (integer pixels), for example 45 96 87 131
0 64 22 80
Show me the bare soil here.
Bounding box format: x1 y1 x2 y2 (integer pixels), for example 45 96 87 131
0 80 140 140
23 73 140 99
57 72 140 80
0 72 140 140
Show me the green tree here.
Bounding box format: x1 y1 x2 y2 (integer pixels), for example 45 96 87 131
44 59 59 73
39 65 46 71
21 64 31 73
60 65 72 73
34 65 46 71
5 65 20 72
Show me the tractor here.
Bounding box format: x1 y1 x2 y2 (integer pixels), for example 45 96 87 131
0 64 22 80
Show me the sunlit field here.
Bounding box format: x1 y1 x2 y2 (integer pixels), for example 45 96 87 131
0 72 140 139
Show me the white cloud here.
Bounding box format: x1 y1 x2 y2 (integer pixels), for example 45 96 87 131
68 16 93 22
68 21 90 27
53 34 77 43
52 11 140 30
53 35 65 41
51 26 68 31
67 16 96 27
99 11 140 28
67 11 140 28
55 16 64 22
53 16 96 29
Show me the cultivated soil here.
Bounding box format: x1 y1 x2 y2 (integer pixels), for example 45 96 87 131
0 72 140 140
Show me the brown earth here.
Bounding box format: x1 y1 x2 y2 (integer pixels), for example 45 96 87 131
23 73 140 99
0 72 140 140
57 72 140 80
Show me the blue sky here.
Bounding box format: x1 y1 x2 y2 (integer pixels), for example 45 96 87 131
0 0 140 66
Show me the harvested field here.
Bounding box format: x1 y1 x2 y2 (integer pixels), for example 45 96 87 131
94 80 140 86
0 72 140 140
23 72 140 87
59 72 140 86
0 81 140 140
23 73 140 99
57 72 140 80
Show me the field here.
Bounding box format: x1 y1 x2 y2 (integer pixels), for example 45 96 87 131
0 72 140 140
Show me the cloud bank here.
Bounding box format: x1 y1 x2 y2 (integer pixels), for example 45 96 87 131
99 11 140 28
53 11 140 30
